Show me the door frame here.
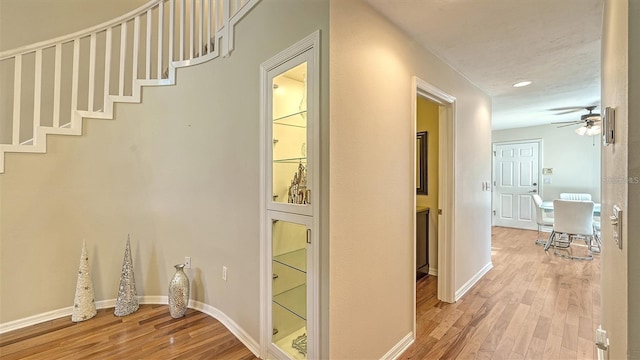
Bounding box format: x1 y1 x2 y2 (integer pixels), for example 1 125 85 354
412 77 456 340
491 139 543 228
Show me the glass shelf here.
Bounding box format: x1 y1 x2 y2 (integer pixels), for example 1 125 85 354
274 248 307 273
274 110 307 128
273 284 306 320
273 157 307 164
274 326 307 360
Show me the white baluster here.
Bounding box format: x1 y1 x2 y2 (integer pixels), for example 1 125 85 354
157 1 164 78
104 28 112 110
169 0 175 63
198 0 204 57
133 16 140 82
146 10 152 79
33 49 42 140
71 39 80 124
88 33 97 112
12 54 22 145
180 0 185 61
207 0 212 54
189 0 195 59
53 44 62 128
119 23 127 96
222 0 230 57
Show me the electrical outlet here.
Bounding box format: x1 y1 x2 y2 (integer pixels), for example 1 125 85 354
222 266 228 281
184 256 191 269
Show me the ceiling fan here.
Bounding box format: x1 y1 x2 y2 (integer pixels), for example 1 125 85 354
551 106 601 136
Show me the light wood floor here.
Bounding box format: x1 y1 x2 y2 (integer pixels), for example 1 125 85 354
0 305 259 359
0 227 599 359
402 226 600 360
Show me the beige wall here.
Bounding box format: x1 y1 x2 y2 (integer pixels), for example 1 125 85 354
0 0 330 351
601 0 640 358
628 1 640 355
0 0 149 52
329 0 492 358
492 124 601 202
416 97 439 270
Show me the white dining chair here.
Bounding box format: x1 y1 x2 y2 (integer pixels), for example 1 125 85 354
559 193 592 201
532 194 553 245
544 200 597 260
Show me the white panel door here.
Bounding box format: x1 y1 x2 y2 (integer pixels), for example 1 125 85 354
493 141 540 230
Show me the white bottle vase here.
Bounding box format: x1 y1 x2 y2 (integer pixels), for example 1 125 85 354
168 264 190 318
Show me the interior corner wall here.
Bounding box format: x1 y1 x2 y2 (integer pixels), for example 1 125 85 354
492 124 602 202
0 0 330 349
329 0 492 358
416 97 439 271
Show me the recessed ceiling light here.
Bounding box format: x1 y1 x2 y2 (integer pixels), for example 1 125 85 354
513 81 532 88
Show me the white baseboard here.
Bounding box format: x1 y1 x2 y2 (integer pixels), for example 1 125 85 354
429 267 438 276
0 298 113 334
188 300 260 357
0 296 260 358
455 261 493 301
380 331 414 360
0 307 73 334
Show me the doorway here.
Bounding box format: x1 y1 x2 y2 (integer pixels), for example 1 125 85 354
412 76 456 339
416 96 439 280
492 140 542 230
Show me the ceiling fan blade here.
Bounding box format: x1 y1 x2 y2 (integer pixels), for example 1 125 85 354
548 106 589 111
551 120 582 125
554 109 584 115
557 123 582 128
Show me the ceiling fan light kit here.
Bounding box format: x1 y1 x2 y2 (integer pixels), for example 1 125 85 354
575 124 601 136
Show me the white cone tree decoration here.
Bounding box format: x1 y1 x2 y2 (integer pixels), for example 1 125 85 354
71 240 97 322
114 235 139 316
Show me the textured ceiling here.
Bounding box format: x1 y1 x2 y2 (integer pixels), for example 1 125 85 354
363 0 604 130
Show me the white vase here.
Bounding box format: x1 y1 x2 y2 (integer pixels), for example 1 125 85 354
168 264 190 318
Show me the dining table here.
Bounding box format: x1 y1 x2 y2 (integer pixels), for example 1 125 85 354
540 200 601 217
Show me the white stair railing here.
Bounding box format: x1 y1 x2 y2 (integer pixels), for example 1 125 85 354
0 0 259 173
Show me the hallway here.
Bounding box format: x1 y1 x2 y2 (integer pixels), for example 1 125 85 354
402 226 600 359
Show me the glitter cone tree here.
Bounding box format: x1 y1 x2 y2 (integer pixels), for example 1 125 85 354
114 236 139 316
71 240 97 322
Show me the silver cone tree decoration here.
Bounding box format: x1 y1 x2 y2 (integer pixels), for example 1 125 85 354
71 240 97 322
114 235 139 316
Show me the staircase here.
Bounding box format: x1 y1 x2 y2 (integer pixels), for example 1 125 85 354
0 0 259 173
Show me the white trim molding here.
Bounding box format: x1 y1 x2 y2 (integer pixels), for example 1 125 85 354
189 300 260 357
259 30 322 360
412 75 457 354
455 261 493 301
429 267 438 276
380 332 415 360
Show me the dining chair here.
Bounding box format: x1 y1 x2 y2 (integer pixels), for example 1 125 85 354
544 199 596 260
532 194 553 245
559 192 592 201
592 218 602 253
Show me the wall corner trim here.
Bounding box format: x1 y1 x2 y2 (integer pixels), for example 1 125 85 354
455 261 493 301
